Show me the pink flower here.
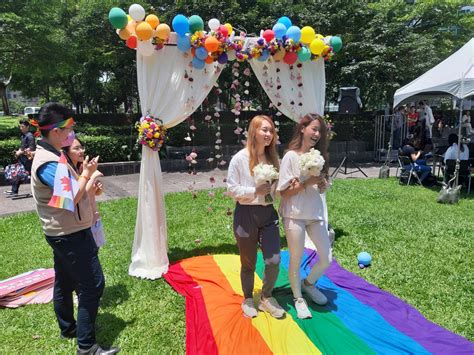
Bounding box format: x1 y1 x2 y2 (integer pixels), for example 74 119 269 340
190 152 198 159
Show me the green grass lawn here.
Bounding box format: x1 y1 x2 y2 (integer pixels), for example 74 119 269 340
0 178 473 353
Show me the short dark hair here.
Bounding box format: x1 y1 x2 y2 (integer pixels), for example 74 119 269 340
38 102 73 136
19 119 30 126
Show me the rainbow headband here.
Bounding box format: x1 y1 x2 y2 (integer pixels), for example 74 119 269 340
37 117 75 130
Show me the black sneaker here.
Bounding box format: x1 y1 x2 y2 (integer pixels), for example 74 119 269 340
77 344 120 355
60 328 77 339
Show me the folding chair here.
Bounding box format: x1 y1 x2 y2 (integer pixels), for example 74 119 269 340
398 155 422 185
444 160 472 194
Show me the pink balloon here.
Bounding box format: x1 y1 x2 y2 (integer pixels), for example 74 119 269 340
218 24 229 37
283 51 298 65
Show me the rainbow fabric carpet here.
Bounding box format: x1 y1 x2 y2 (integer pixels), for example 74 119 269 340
164 250 473 354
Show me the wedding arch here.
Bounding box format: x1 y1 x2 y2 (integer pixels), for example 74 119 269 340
107 7 340 279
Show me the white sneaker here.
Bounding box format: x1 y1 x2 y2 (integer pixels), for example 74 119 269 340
294 298 312 319
241 298 258 318
301 280 328 305
258 297 285 319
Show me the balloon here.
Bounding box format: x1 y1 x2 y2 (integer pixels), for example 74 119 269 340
322 45 330 56
126 35 137 49
127 15 132 22
330 36 343 53
300 26 315 44
172 14 189 36
310 38 325 55
137 40 155 56
145 14 160 29
227 50 236 61
273 48 286 61
277 16 292 30
204 36 220 52
196 46 208 60
262 29 275 43
283 51 298 64
128 4 145 22
272 23 286 40
258 49 269 62
217 52 228 64
135 22 153 41
177 34 191 51
224 23 233 35
108 7 128 29
188 15 204 33
205 56 214 64
192 57 205 69
208 18 220 31
118 28 131 40
155 23 171 40
126 20 136 35
357 252 372 266
286 26 301 42
218 24 229 37
297 46 311 62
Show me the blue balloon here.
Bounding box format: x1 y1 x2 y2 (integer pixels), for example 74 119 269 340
357 252 372 266
272 23 287 40
286 26 301 42
192 57 205 70
258 49 269 62
195 46 208 60
177 34 191 52
277 16 292 30
172 14 189 36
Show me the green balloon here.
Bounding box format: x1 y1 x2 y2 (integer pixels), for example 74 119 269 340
108 7 128 30
297 46 311 62
330 36 343 53
188 15 204 33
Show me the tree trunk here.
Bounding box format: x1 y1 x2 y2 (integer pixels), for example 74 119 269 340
0 82 10 115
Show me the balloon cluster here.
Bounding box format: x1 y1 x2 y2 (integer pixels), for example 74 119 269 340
108 4 171 56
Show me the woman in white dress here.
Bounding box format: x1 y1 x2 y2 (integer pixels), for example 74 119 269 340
277 113 332 319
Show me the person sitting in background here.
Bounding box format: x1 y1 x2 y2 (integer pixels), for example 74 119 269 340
4 119 36 196
401 135 432 183
444 133 470 162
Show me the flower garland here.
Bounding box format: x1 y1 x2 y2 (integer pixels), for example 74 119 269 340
136 115 167 151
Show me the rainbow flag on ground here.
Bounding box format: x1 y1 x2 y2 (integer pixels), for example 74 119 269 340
164 250 473 354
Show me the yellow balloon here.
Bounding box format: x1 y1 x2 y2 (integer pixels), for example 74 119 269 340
127 15 132 22
310 38 325 55
273 48 286 61
300 26 315 44
145 14 160 29
155 23 171 40
118 28 131 40
136 22 153 41
225 23 233 35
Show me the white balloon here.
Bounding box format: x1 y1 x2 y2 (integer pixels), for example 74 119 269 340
208 18 220 31
323 36 332 45
137 40 155 56
227 50 236 61
129 4 145 21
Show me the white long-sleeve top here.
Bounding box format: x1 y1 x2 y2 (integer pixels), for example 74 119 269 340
444 144 470 162
226 148 275 206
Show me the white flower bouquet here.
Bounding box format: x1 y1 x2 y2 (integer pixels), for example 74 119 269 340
253 163 279 203
299 148 325 178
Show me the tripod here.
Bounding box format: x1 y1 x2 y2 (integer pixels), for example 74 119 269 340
331 140 368 178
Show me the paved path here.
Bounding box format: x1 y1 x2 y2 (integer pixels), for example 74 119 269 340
0 164 397 217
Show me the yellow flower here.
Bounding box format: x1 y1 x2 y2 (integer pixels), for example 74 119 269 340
154 132 160 138
144 123 150 129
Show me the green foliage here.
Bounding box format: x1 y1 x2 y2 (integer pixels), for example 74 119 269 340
0 138 20 168
0 179 472 353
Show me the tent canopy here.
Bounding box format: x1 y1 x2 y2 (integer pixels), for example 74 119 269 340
394 38 474 107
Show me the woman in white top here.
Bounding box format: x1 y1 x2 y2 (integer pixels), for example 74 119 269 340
444 133 470 162
227 115 285 319
277 113 332 319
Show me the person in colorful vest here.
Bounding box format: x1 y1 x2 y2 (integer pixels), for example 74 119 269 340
30 102 119 355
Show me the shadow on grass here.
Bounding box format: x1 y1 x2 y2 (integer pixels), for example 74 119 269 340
168 243 239 262
101 283 130 309
97 312 133 347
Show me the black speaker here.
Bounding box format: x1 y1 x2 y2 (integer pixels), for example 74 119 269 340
338 87 362 114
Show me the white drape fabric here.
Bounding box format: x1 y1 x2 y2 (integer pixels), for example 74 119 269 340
250 57 326 120
129 46 223 279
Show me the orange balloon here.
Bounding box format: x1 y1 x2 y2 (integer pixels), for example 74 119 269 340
205 56 214 64
155 23 171 40
273 48 286 61
191 47 196 57
204 36 220 52
136 22 153 41
145 14 159 29
118 28 131 40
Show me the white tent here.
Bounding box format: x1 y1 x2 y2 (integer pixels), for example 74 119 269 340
394 38 474 107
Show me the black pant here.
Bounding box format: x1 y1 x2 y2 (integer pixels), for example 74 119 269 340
45 228 105 349
11 156 31 193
